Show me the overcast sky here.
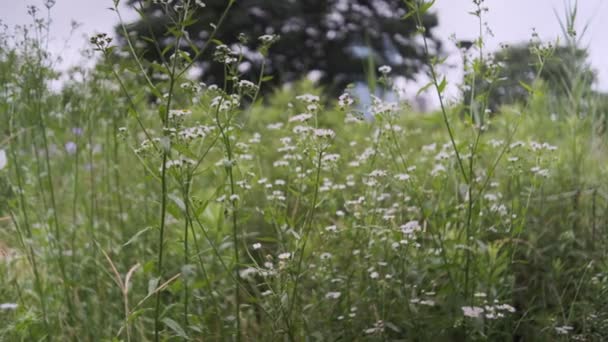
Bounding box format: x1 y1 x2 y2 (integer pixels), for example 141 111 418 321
1 0 607 95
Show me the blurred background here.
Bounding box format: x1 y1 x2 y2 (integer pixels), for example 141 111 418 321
1 0 607 109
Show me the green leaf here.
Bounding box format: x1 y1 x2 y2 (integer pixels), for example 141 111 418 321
437 76 447 94
519 80 534 94
148 277 160 295
419 0 436 15
123 227 151 247
417 81 434 96
162 317 188 338
141 36 157 45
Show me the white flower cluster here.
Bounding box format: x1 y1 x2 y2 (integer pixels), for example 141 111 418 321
378 65 392 74
313 128 335 139
236 80 258 95
168 109 192 121
461 302 516 319
210 94 240 111
288 113 313 123
177 125 214 141
370 95 398 116
295 93 320 104
338 92 354 110
400 220 421 235
258 34 279 44
162 157 196 171
213 44 237 64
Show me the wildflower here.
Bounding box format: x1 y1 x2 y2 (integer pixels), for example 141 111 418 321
213 44 237 64
555 325 573 335
313 128 335 138
496 304 516 312
338 92 354 109
462 306 484 318
483 193 499 201
162 157 196 171
320 252 332 260
289 113 313 123
364 320 385 335
401 220 421 235
325 225 337 232
490 204 508 216
488 139 504 147
296 94 320 104
531 166 549 177
258 34 279 44
325 291 341 299
395 173 410 181
65 142 77 155
370 271 379 279
384 123 402 132
0 303 17 310
237 80 259 95
267 122 284 130
90 33 112 51
345 112 363 123
293 125 311 134
542 142 557 151
273 160 289 167
370 95 398 116
278 252 291 260
509 141 525 149
369 169 387 177
378 65 392 74
248 132 261 144
0 149 7 170
239 267 258 279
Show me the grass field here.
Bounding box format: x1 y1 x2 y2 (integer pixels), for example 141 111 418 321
2 1 608 341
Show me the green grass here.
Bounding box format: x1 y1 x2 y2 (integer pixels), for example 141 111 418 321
2 1 608 341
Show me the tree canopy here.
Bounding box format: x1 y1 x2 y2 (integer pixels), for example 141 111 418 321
463 42 596 111
119 0 441 94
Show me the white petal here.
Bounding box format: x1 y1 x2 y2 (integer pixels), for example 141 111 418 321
0 149 7 170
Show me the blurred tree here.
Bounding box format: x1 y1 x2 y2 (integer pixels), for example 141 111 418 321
118 0 441 95
463 42 596 112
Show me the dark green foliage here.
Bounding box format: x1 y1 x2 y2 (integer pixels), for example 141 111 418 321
120 0 440 94
463 43 596 112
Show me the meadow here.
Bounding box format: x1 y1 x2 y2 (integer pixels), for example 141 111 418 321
1 1 608 341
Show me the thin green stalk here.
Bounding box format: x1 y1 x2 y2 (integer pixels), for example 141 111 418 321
413 3 468 184
213 91 242 341
286 148 324 339
181 175 192 329
30 56 76 327
7 135 50 339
